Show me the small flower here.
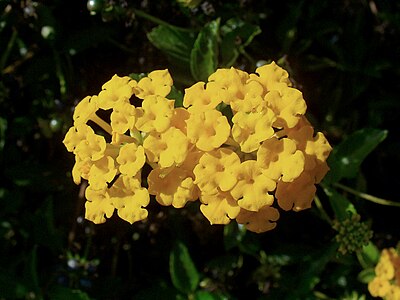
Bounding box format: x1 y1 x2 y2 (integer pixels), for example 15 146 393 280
250 61 292 93
368 277 391 298
183 81 222 112
108 175 150 224
110 101 137 134
199 190 240 225
85 185 114 224
186 110 230 152
116 143 146 177
257 137 305 182
275 172 316 211
136 69 173 99
230 160 276 211
231 108 276 153
135 95 175 133
236 206 280 233
265 87 306 129
97 75 134 110
148 166 199 208
75 129 107 161
88 156 118 190
143 127 190 168
73 95 98 127
193 148 240 194
63 124 93 153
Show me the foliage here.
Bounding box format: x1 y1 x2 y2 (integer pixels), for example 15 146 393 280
1 0 399 299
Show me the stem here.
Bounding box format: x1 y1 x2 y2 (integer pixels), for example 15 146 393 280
90 114 112 135
314 194 332 225
0 28 18 72
333 182 400 207
53 49 67 99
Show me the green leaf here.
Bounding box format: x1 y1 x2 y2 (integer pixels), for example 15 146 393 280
147 25 196 66
190 19 220 81
220 18 261 67
357 268 375 284
169 241 200 294
324 128 387 184
323 185 356 221
357 242 380 269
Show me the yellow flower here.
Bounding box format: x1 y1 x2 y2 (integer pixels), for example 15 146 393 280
265 87 306 129
72 156 92 184
236 206 280 233
257 137 305 182
110 101 137 134
73 95 98 127
148 166 199 208
230 160 276 211
368 277 391 298
200 190 240 225
250 61 292 92
97 74 134 110
116 143 146 177
108 175 150 224
387 286 400 300
136 69 173 99
74 128 107 161
63 124 93 153
88 156 118 190
275 172 316 211
85 185 114 224
193 148 240 195
186 110 230 152
135 95 175 133
143 127 190 168
284 118 332 183
207 67 250 105
183 81 222 112
231 108 276 153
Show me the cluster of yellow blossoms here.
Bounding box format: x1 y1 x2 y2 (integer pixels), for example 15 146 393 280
369 248 400 299
63 62 332 233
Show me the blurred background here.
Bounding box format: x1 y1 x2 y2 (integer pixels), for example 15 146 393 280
0 0 399 299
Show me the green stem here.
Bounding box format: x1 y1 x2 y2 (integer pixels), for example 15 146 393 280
314 194 332 225
333 182 400 207
133 8 193 32
0 28 18 72
53 49 67 99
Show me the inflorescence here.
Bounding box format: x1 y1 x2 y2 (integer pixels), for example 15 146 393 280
63 62 332 233
369 247 400 299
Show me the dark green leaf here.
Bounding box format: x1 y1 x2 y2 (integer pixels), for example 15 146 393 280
220 18 261 67
169 241 200 294
147 25 196 66
357 268 375 284
133 280 181 300
324 128 387 184
323 185 356 221
190 19 220 81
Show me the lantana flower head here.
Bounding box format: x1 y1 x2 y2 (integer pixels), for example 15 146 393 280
63 62 332 233
368 247 400 299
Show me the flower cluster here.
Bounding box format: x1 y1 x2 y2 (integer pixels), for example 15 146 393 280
368 247 400 299
332 213 373 255
63 62 332 233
